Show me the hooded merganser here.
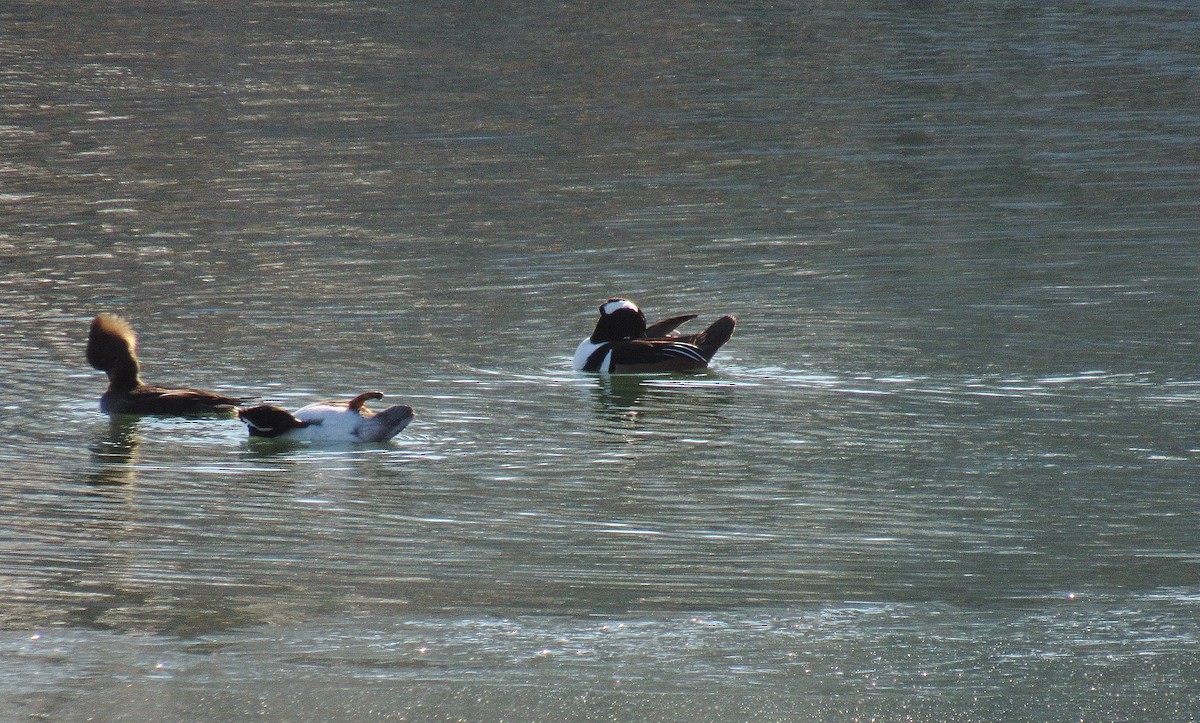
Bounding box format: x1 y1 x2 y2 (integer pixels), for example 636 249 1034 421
237 392 414 443
572 298 736 373
86 313 248 415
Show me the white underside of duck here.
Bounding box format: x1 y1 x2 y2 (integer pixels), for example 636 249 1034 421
292 402 413 442
239 402 413 443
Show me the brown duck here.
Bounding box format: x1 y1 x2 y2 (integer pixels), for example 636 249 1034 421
86 313 248 415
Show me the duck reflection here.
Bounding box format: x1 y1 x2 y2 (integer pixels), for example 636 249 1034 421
591 374 655 417
588 373 736 431
84 415 141 487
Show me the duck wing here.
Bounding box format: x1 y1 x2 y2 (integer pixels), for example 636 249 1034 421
643 314 698 338
114 385 246 415
673 315 736 357
603 339 711 373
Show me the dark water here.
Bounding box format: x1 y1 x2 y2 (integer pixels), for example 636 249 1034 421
3 1 1200 720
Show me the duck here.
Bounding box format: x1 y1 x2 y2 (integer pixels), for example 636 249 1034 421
87 313 249 415
572 298 736 373
237 392 414 443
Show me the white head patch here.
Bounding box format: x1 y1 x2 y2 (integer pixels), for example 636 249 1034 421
601 299 639 315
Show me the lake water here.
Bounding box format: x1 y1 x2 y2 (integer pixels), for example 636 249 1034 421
2 1 1199 720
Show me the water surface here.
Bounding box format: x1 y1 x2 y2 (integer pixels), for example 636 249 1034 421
2 1 1200 720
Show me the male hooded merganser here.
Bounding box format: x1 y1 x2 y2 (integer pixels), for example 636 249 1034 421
237 392 415 443
86 313 249 415
572 298 736 373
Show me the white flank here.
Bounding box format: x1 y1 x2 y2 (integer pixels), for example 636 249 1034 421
573 338 605 371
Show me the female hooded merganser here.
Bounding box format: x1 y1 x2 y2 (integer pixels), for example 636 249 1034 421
237 392 414 443
86 313 249 415
572 298 736 373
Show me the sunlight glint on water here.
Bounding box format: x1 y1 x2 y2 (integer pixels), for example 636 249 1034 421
2 1 1199 720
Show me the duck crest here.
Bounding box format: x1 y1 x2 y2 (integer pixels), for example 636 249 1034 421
87 313 141 392
590 298 647 343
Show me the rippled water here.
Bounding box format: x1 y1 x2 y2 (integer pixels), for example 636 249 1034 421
3 1 1200 720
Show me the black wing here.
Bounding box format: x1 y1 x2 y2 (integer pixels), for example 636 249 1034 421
644 314 698 338
605 339 711 372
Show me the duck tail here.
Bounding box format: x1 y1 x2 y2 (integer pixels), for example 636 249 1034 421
87 314 141 388
686 315 736 361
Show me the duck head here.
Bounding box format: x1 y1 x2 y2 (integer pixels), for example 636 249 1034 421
590 298 647 342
